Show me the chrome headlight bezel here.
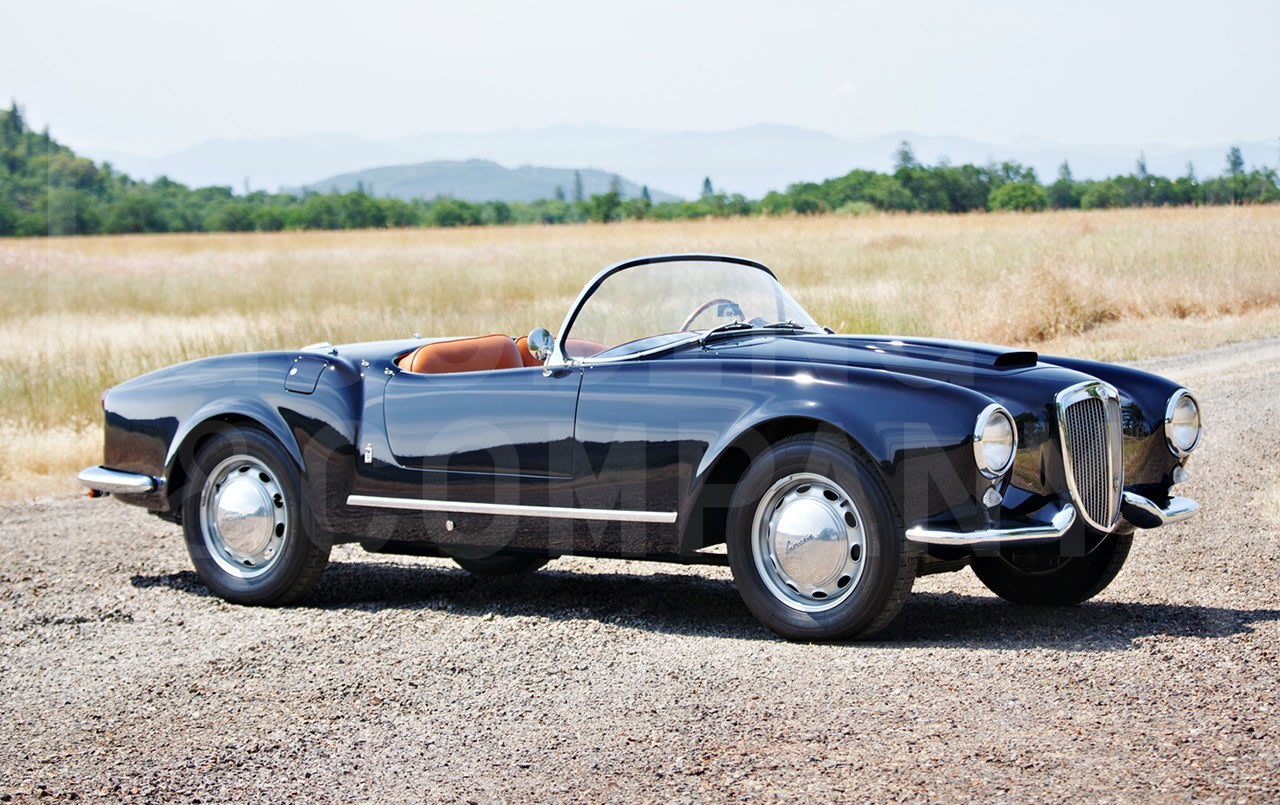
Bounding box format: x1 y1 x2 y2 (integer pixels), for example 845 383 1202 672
973 404 1017 479
1164 389 1201 458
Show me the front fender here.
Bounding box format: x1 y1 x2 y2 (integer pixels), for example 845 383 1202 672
688 364 1000 536
1040 354 1187 488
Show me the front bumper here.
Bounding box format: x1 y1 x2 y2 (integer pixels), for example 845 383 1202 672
905 503 1077 546
78 466 162 495
905 492 1199 547
1119 491 1199 529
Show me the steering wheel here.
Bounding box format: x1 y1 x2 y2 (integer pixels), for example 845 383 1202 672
680 298 742 332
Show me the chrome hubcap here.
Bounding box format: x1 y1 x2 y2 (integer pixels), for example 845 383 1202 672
200 455 288 578
752 472 866 612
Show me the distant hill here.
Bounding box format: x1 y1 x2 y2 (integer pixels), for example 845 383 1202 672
295 159 678 203
89 123 1280 200
5 101 1274 238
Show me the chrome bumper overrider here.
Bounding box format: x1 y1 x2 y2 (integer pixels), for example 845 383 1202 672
1119 491 1199 529
905 490 1200 547
78 466 161 495
905 504 1077 546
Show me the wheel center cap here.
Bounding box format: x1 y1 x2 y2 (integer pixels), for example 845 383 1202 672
772 498 848 587
215 476 274 558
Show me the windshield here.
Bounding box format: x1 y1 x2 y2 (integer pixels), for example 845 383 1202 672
562 258 820 359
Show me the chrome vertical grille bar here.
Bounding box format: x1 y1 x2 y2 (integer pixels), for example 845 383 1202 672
1055 382 1123 532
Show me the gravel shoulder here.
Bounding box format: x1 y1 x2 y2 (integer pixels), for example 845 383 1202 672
2 339 1278 801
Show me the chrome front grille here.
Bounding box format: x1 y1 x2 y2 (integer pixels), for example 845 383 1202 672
1056 382 1123 531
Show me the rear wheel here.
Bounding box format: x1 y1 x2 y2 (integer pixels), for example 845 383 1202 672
181 427 330 605
970 531 1132 605
726 433 917 641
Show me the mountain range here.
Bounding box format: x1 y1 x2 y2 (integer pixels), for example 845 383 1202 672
294 159 678 204
88 124 1279 201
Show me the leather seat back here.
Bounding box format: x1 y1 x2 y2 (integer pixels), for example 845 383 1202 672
515 336 608 366
398 334 522 374
514 336 542 367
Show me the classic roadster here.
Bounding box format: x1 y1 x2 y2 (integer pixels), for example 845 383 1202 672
81 254 1201 640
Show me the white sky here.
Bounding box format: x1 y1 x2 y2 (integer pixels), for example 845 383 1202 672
2 0 1277 155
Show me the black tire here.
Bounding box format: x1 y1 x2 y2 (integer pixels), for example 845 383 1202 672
970 531 1132 605
181 427 330 605
451 551 550 577
726 432 917 641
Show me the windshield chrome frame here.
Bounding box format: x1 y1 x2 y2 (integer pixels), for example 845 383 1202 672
545 254 782 371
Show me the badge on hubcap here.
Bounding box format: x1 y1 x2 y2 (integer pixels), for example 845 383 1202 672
752 472 866 611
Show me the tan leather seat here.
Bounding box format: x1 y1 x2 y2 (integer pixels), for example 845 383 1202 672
514 336 542 368
398 334 523 374
515 336 608 366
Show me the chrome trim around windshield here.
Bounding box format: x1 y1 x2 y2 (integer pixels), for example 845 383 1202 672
347 494 678 524
544 336 702 373
559 324 828 370
905 504 1077 546
545 253 777 373
78 466 161 495
571 333 704 367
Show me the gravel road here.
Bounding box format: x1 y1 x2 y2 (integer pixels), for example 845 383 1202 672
2 339 1278 802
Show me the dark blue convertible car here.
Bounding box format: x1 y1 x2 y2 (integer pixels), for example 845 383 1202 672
81 254 1201 640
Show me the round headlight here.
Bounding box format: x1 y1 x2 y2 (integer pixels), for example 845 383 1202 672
974 405 1017 478
1165 389 1201 456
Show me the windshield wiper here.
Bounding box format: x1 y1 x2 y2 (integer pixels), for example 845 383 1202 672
700 320 754 346
760 320 819 331
700 319 825 348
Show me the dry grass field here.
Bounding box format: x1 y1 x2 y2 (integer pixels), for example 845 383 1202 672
2 205 1278 500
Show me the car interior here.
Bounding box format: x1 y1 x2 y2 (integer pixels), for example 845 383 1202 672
396 334 605 374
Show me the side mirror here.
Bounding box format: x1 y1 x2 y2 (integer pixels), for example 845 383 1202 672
526 327 555 362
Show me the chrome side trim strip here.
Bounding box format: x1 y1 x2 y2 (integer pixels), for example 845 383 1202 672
905 504 1077 546
346 494 678 524
78 466 159 495
1120 491 1199 529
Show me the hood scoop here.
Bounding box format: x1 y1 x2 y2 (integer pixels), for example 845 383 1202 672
992 349 1039 368
815 335 1040 370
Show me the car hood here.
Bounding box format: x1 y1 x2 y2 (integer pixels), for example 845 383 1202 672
702 332 1101 412
708 333 1040 377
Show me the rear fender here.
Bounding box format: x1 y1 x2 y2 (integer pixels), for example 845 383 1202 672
166 398 304 475
163 398 305 511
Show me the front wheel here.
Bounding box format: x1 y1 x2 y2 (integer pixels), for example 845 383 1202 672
970 531 1132 605
726 433 917 641
181 427 330 605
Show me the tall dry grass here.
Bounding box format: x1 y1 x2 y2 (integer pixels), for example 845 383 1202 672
2 206 1278 500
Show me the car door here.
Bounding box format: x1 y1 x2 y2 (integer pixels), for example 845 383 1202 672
371 363 583 547
571 358 744 557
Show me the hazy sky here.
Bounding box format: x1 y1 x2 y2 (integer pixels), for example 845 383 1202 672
3 0 1277 156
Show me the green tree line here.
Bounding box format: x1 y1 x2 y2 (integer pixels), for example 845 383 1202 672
2 104 1277 237
762 141 1280 215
